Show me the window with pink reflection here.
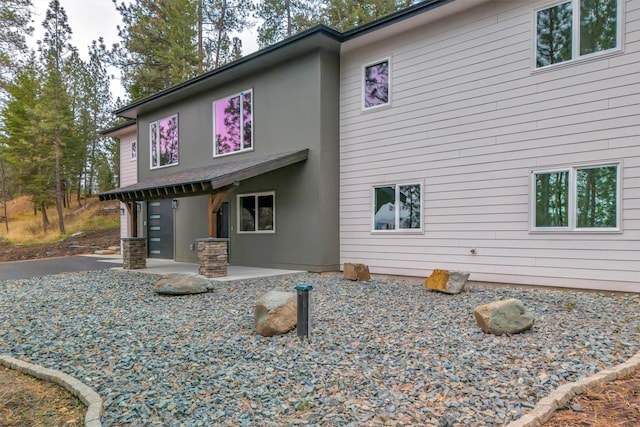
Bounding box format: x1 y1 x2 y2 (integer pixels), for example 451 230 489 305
363 59 390 109
213 90 253 157
150 114 179 168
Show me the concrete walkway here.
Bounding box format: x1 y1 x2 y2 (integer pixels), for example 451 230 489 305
0 253 305 282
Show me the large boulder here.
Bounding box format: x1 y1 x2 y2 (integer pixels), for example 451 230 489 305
153 273 213 295
343 263 371 281
474 298 534 335
255 291 297 337
424 269 469 294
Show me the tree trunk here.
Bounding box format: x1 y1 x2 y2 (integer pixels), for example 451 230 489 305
0 154 8 233
77 178 82 207
54 136 66 234
214 0 228 68
287 0 292 37
198 0 203 72
41 203 49 233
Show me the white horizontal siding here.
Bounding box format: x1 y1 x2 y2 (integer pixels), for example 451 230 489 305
340 0 640 291
119 129 137 241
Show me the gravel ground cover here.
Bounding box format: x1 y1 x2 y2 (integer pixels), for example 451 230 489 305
1 270 639 426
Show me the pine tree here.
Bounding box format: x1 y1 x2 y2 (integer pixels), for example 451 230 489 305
111 0 201 100
255 0 320 48
0 0 33 91
38 0 75 234
0 56 56 231
321 0 415 32
201 0 253 68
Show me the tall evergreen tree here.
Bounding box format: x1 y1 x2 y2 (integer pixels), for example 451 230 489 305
38 0 75 234
201 0 252 68
0 0 33 92
111 0 201 100
321 0 415 32
0 56 56 231
83 40 115 196
255 0 320 48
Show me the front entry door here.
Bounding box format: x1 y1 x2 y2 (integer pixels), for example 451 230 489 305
217 202 229 238
147 199 174 259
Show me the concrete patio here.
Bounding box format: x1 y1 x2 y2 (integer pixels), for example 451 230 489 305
87 254 306 281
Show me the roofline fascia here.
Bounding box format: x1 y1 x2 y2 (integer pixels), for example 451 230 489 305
113 25 343 118
100 120 137 136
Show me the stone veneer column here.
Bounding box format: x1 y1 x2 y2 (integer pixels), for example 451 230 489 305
122 237 147 270
197 238 228 278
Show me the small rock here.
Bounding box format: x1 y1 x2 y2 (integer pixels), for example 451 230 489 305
343 263 371 281
571 404 583 412
254 291 297 337
424 269 469 294
153 273 212 295
474 298 534 335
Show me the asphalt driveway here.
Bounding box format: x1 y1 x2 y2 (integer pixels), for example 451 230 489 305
0 256 117 281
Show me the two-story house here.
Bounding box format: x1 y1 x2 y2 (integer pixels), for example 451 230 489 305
102 0 639 291
339 0 639 292
100 29 342 272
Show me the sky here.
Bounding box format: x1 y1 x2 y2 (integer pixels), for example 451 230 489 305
28 0 260 101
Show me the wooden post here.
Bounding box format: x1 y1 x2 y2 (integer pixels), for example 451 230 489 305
208 192 226 238
124 201 138 238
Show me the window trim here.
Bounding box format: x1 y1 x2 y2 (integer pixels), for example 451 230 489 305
213 88 254 158
149 114 179 170
530 163 621 232
361 57 392 111
237 191 275 234
532 0 623 71
371 182 423 233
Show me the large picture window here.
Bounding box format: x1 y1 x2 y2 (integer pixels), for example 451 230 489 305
372 183 422 232
238 192 275 233
150 114 179 169
362 58 390 110
536 0 620 68
533 164 619 231
214 89 253 157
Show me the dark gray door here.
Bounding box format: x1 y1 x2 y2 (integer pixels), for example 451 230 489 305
217 202 229 238
147 199 174 259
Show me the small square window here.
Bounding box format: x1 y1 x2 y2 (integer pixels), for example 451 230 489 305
238 192 275 233
372 183 422 232
363 58 390 110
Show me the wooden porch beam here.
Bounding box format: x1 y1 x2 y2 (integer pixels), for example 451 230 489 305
208 192 227 238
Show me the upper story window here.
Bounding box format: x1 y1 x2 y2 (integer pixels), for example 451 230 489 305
214 89 253 157
131 141 137 161
532 163 620 231
372 182 422 232
150 114 179 169
362 58 390 110
536 0 620 68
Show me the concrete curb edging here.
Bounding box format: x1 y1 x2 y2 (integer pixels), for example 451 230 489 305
507 349 640 427
0 355 103 427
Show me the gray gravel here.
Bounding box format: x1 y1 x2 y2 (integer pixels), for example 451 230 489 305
1 270 639 426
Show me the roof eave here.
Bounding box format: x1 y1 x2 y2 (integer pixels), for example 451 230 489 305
114 26 342 119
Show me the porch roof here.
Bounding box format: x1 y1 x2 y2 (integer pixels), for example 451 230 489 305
98 149 309 202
